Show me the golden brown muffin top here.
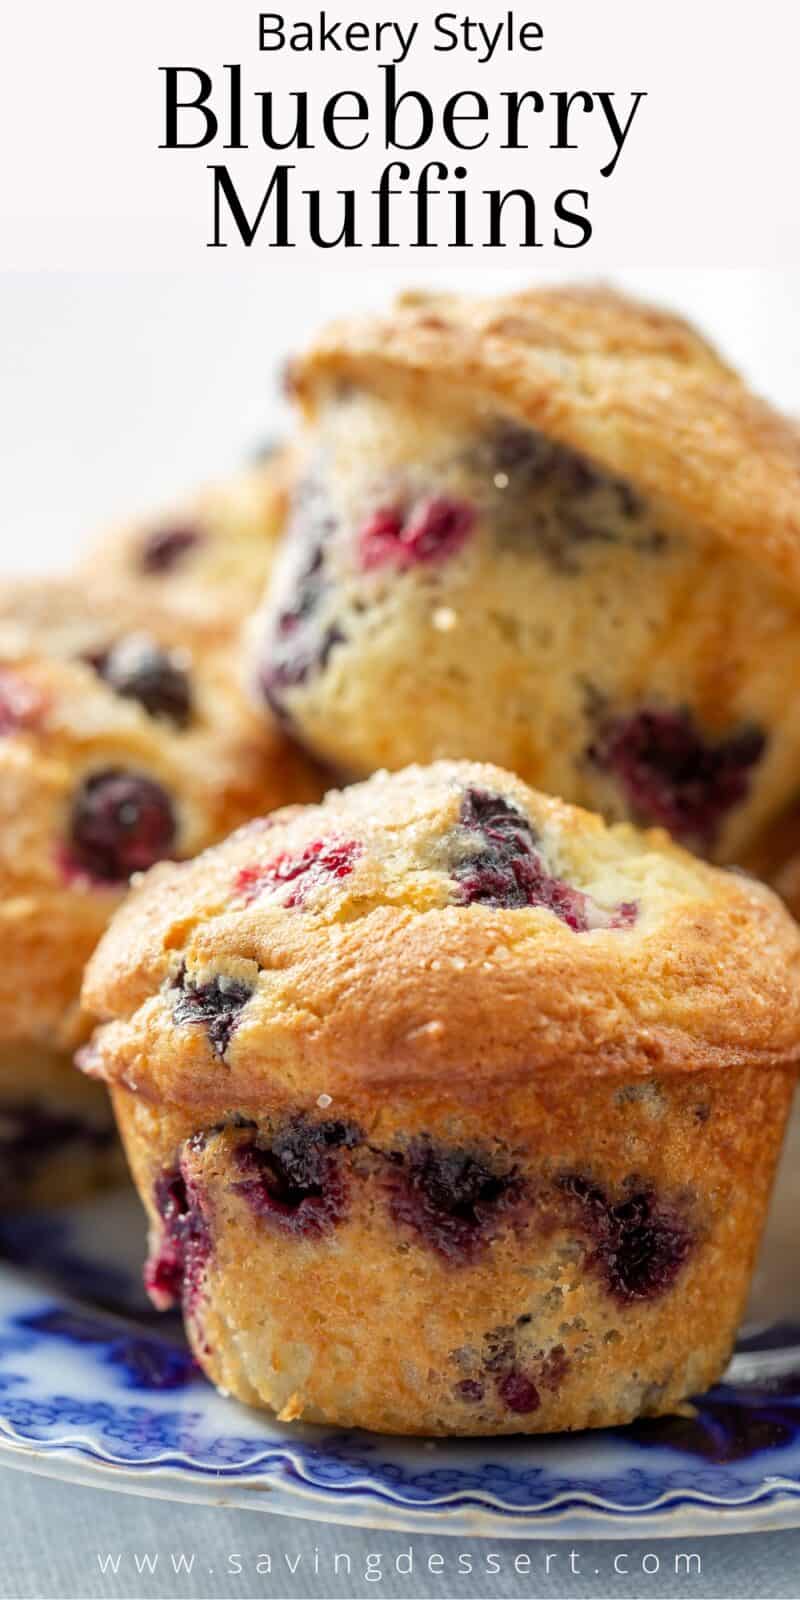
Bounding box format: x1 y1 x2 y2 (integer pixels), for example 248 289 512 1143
293 284 800 592
82 760 800 1112
0 576 322 1050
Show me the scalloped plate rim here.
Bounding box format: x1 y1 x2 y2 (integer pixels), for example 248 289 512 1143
1 1418 800 1539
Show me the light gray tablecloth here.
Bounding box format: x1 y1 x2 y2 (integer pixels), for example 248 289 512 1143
0 1466 796 1600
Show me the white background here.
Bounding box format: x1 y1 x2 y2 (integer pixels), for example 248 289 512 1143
1 266 798 574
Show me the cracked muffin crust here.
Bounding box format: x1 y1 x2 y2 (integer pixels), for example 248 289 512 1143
81 760 800 1434
0 577 324 1059
249 284 800 864
80 448 294 630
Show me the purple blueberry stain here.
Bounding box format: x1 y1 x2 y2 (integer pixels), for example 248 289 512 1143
145 1161 211 1315
232 1117 361 1237
258 473 345 716
65 769 177 884
453 788 637 931
454 1378 485 1404
537 1343 571 1393
260 621 344 724
474 422 658 572
557 1173 693 1304
235 835 362 908
387 1137 525 1263
139 526 202 575
92 636 193 729
358 497 475 572
172 972 255 1058
456 1329 569 1416
588 706 766 845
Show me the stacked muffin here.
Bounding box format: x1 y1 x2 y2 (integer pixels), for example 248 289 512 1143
0 454 323 1205
14 282 800 1437
249 285 800 866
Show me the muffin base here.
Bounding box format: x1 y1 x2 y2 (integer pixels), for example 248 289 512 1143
113 1062 795 1436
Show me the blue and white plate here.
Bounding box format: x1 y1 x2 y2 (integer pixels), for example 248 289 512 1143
0 1113 797 1538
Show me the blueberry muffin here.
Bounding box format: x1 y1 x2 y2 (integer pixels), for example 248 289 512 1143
0 578 322 1200
81 760 800 1435
0 1042 121 1208
250 285 800 864
80 449 293 630
0 576 323 1053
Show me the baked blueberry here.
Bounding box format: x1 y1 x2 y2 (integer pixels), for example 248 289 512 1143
558 1173 693 1303
359 497 475 571
67 769 177 883
139 527 202 575
93 636 193 729
257 478 347 714
235 836 361 907
496 1369 540 1414
589 708 766 845
454 788 637 930
0 564 322 1095
233 1117 361 1236
146 1162 211 1312
387 1136 525 1263
172 973 254 1057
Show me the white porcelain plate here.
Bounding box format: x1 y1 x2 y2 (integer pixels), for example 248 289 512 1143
0 1112 797 1539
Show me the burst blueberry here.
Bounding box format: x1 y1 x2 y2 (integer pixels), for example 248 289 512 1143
558 1173 693 1303
387 1137 525 1263
145 1163 211 1312
233 1117 361 1236
235 836 362 907
453 788 637 930
172 973 254 1057
359 497 475 571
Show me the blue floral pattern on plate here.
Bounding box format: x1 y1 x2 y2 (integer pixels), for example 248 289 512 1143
0 1111 798 1538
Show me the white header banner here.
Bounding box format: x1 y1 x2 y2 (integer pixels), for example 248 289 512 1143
1 0 798 266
